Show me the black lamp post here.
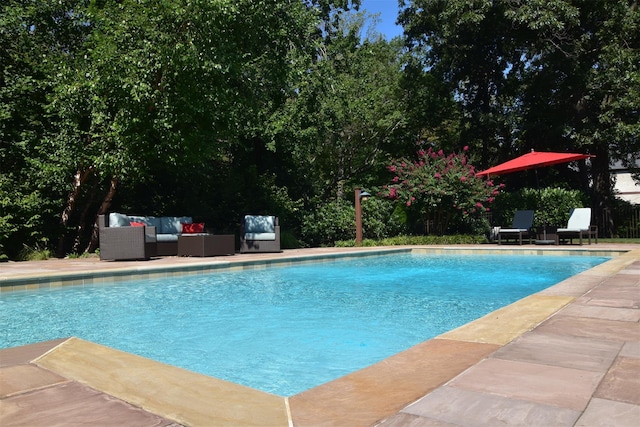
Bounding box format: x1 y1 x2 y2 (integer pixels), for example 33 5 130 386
355 188 371 246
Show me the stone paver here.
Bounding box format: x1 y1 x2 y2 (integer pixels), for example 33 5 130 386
446 358 605 411
575 398 640 427
0 381 176 427
491 331 622 372
0 365 68 398
399 386 581 427
594 357 640 405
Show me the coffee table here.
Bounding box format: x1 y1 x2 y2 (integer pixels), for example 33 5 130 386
177 234 235 257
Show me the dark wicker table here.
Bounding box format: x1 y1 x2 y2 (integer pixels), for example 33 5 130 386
177 234 235 257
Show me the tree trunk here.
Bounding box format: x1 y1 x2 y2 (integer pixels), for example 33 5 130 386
72 179 99 254
591 148 615 238
87 176 118 253
56 167 94 257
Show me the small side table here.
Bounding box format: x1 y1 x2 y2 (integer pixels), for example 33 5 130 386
178 234 235 257
535 226 557 245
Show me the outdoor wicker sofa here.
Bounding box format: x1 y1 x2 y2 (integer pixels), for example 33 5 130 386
98 213 194 260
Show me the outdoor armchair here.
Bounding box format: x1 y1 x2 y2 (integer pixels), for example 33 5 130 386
98 214 157 260
240 215 281 253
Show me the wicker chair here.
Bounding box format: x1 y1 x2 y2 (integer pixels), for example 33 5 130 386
98 215 157 260
239 215 281 253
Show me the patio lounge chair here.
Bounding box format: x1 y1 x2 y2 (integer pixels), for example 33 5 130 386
498 210 535 245
240 215 281 253
98 214 157 260
555 208 597 245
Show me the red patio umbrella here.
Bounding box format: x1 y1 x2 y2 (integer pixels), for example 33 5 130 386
477 150 594 242
476 150 594 176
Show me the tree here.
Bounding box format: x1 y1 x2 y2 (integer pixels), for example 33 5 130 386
1 0 91 258
267 10 409 202
0 0 322 257
399 0 640 236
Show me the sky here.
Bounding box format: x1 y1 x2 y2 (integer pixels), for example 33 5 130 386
359 0 403 40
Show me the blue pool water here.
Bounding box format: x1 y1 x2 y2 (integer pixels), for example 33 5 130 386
1 253 608 396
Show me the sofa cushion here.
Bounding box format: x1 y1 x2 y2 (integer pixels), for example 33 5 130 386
161 216 192 234
244 215 275 234
182 222 204 234
128 215 161 229
109 212 131 227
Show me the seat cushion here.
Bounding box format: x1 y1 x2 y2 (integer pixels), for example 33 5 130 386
244 232 276 241
156 234 179 242
108 212 131 227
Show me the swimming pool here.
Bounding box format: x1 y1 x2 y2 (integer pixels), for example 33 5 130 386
0 253 608 396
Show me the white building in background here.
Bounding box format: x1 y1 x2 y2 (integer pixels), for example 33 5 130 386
612 160 640 204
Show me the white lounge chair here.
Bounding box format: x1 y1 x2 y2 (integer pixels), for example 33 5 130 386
555 208 597 245
498 210 535 245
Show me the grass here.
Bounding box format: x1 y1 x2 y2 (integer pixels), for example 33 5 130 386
335 234 488 247
335 235 640 247
19 244 52 261
18 245 98 261
598 238 640 244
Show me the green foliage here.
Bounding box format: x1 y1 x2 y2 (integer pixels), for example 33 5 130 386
18 244 52 261
1 0 638 258
266 12 409 199
300 195 409 247
382 146 502 233
280 230 304 250
301 201 355 247
400 0 639 231
361 196 408 239
492 187 586 227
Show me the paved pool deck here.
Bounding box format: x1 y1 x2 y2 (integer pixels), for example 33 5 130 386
1 245 639 426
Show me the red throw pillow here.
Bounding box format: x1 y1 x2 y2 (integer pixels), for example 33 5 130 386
181 222 205 234
130 222 145 227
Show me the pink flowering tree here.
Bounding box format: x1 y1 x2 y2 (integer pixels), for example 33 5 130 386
381 146 503 234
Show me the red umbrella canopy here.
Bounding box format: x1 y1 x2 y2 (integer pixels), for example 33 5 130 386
476 150 594 176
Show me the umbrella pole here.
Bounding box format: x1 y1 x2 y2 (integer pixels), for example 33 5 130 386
535 169 547 241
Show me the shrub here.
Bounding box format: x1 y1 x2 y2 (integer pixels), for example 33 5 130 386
492 187 587 227
300 196 410 247
301 201 356 246
382 146 502 234
18 244 52 261
335 234 487 246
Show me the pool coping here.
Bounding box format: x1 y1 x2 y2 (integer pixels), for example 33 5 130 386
1 245 638 426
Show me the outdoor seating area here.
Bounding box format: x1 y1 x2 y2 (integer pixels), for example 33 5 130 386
99 213 282 260
495 208 597 246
